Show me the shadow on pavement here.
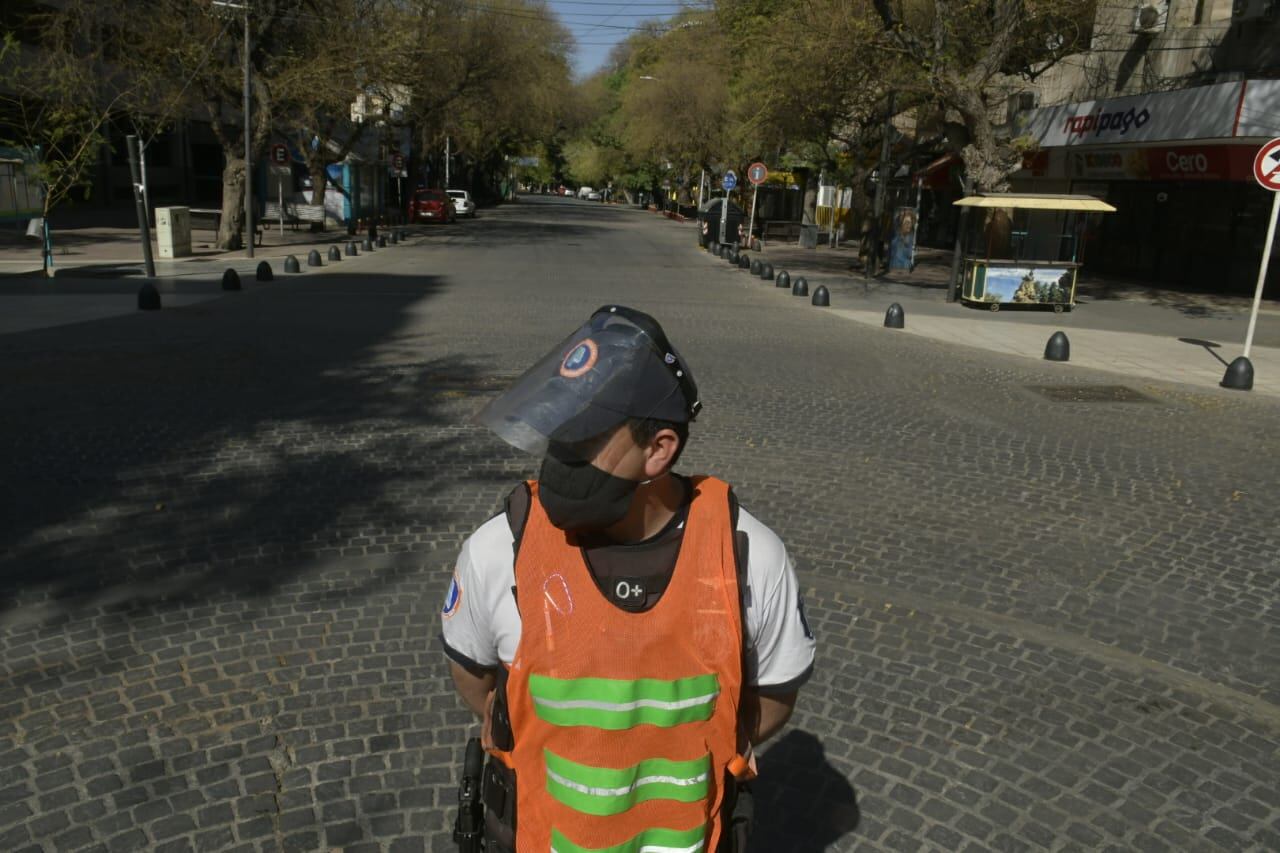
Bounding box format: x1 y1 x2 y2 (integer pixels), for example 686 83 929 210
750 729 860 851
0 267 515 622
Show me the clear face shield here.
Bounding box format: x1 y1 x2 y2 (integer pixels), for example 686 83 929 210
475 306 700 457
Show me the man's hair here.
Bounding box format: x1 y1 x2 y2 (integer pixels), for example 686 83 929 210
628 417 689 471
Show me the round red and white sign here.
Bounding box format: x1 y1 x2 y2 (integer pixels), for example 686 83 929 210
1254 138 1280 191
747 162 768 186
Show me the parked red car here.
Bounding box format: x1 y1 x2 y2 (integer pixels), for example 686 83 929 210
409 189 456 223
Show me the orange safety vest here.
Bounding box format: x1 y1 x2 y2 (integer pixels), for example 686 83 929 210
491 475 744 852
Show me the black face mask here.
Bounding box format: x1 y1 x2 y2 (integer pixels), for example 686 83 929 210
537 452 641 532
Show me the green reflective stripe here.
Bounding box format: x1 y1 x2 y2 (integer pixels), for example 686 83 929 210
529 674 719 730
544 750 710 817
550 825 706 853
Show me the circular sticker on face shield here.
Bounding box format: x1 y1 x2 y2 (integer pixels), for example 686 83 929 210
559 339 598 378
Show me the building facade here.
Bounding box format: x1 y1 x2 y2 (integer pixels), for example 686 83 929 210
1005 1 1280 296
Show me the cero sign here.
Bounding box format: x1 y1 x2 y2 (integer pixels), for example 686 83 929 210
1165 151 1209 174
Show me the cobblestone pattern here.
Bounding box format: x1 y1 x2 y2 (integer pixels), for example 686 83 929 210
1 200 1278 851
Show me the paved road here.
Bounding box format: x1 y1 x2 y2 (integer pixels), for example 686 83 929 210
2 197 1278 852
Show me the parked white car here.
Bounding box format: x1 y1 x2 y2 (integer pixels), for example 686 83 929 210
447 190 476 218
577 186 594 199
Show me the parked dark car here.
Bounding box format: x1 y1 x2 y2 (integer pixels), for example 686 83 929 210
409 189 456 224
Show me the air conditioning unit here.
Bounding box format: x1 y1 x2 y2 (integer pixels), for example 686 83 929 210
1132 1 1169 33
1233 0 1276 20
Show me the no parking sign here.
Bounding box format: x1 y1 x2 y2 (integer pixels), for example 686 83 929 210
1228 137 1280 387
1255 138 1280 191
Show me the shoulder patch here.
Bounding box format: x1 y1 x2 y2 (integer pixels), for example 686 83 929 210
442 573 463 619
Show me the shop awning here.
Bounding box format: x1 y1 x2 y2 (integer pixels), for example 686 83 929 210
954 193 1116 212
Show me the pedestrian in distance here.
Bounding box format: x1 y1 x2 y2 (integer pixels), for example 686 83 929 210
443 305 816 852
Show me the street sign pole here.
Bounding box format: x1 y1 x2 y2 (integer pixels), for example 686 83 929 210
719 186 729 245
718 170 737 244
747 185 758 250
1223 137 1280 390
1243 189 1278 360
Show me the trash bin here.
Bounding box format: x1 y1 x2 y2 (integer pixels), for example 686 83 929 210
697 198 746 248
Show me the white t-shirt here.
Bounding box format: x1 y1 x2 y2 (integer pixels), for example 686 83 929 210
440 502 816 693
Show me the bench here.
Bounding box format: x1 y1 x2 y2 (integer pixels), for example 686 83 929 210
263 202 326 231
189 208 264 247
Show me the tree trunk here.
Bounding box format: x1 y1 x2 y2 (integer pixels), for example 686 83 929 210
217 156 247 251
306 150 327 206
955 87 1022 193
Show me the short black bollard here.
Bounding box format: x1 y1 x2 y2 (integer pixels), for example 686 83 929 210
390 231 399 244
750 259 762 276
137 282 161 310
738 254 750 269
362 238 374 252
377 235 387 248
345 242 358 257
812 285 830 307
1220 356 1253 391
398 230 407 241
307 249 323 267
729 249 740 265
328 245 342 261
1044 331 1070 362
792 276 809 297
776 271 790 290
256 261 273 281
284 255 301 273
762 263 776 283
221 268 241 291
884 303 905 329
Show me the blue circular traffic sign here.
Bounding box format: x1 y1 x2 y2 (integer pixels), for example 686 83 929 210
722 171 737 191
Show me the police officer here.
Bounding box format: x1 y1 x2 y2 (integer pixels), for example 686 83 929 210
442 305 815 851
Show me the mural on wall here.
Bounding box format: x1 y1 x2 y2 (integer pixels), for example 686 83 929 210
889 206 918 271
975 266 1075 304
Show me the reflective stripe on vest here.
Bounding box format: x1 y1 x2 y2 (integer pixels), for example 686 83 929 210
550 824 707 853
529 673 720 730
545 749 711 816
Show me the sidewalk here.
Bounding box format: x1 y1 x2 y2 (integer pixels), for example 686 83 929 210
0 218 401 279
678 216 1280 397
0 220 422 336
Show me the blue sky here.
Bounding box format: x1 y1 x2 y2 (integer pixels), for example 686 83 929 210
546 1 702 78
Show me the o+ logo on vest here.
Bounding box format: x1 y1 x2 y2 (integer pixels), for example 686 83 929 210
559 339 598 379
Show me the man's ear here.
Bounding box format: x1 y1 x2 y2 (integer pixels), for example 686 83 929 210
643 427 681 479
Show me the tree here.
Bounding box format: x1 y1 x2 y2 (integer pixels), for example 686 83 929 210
120 0 335 249
272 0 396 207
0 7 147 275
869 0 1096 191
386 0 573 198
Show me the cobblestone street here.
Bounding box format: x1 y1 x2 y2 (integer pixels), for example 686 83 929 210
2 197 1278 852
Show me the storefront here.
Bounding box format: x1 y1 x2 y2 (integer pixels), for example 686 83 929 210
1010 80 1280 297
